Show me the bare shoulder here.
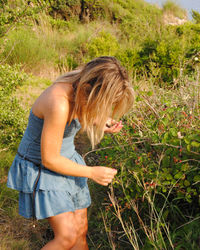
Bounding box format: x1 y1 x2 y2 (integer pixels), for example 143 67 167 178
32 83 71 123
44 97 70 123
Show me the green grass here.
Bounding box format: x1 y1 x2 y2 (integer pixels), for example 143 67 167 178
0 26 58 71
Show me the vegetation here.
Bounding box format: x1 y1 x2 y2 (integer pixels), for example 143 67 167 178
162 0 187 19
0 0 199 249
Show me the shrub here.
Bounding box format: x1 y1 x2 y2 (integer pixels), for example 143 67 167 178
94 82 200 248
0 64 28 149
86 30 119 60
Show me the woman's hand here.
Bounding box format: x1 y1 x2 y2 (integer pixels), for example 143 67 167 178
90 166 117 186
104 118 123 133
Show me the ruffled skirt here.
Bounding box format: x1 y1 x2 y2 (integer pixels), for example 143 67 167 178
7 153 91 220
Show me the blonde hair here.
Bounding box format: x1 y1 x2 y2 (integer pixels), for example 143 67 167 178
54 56 134 148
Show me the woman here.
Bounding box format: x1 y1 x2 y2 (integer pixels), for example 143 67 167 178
7 56 134 249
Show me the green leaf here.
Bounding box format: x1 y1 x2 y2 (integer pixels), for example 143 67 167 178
193 175 200 182
162 132 169 143
187 145 191 151
182 164 189 172
169 128 177 137
184 138 190 144
162 118 169 127
191 141 200 148
166 174 173 180
184 180 190 187
174 173 183 179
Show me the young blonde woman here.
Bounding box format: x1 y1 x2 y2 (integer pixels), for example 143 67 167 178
7 56 134 250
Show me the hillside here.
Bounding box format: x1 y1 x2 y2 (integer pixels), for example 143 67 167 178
0 0 200 249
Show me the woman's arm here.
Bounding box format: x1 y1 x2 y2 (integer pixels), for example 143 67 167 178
40 99 117 186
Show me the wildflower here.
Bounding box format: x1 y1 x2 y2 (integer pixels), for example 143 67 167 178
105 155 108 159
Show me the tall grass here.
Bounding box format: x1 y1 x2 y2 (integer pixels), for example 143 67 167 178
0 26 57 71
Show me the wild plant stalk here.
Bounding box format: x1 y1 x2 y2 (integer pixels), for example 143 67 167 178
108 186 140 250
120 163 173 250
101 209 116 250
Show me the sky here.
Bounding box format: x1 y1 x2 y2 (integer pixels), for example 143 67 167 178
145 0 200 19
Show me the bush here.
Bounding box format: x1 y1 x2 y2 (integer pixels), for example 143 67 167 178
0 64 28 148
86 30 119 59
94 82 200 248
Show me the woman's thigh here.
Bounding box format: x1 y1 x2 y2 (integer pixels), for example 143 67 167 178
47 208 88 237
74 208 88 236
48 211 77 239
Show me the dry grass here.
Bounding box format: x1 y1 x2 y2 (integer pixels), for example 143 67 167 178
0 208 50 250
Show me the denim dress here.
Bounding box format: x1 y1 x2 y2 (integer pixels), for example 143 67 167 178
7 109 91 220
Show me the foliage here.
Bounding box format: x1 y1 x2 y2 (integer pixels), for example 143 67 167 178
0 64 28 149
1 0 200 85
94 82 200 248
162 0 187 19
0 0 200 249
123 24 200 84
192 10 200 24
0 26 58 70
0 0 41 37
86 30 119 59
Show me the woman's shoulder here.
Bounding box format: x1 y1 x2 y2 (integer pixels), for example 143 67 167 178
32 83 72 121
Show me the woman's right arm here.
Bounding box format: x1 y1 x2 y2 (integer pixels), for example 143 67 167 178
40 99 117 186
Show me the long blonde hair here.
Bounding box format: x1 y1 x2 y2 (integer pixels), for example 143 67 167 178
54 56 134 148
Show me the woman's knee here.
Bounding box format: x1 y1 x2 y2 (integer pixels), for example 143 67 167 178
48 212 79 249
56 228 78 249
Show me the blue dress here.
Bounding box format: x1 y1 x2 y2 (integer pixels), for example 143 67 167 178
7 109 91 220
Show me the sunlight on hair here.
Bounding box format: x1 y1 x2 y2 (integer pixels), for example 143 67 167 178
54 56 134 148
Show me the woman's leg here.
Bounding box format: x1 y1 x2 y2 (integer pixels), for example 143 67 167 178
41 211 78 250
41 208 88 250
71 208 88 250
